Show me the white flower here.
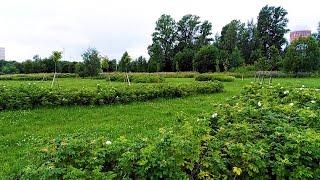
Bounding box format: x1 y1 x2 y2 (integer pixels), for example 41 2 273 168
289 103 294 106
258 101 262 107
283 90 289 95
212 113 218 118
105 140 112 145
302 85 305 88
311 100 316 104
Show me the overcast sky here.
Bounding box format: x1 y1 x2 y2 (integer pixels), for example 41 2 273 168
0 0 319 61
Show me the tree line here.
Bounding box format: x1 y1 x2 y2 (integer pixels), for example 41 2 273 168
1 5 320 76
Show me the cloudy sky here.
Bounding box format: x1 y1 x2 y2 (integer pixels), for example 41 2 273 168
0 0 319 61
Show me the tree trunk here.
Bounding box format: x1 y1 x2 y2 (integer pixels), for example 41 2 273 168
51 62 57 88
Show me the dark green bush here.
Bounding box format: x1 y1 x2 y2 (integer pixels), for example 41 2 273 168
0 82 223 111
283 37 320 73
195 73 236 82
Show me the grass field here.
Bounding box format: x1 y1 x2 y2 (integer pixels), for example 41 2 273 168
0 77 319 177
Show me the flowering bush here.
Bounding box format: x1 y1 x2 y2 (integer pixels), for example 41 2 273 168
12 84 320 179
202 84 320 179
0 81 223 110
195 73 236 82
13 120 211 179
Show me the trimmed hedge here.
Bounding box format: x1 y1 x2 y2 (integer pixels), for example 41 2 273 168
0 81 223 111
103 73 165 83
195 73 236 82
0 73 77 81
97 72 199 80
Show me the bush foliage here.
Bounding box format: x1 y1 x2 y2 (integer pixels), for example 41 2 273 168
104 73 165 83
0 73 77 81
195 73 236 82
0 81 223 111
284 37 320 73
14 84 320 179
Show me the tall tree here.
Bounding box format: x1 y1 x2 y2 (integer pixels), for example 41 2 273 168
257 5 289 57
148 42 164 72
239 20 262 64
219 20 245 53
101 57 109 72
150 14 177 71
194 45 218 73
81 48 101 77
176 14 201 50
135 56 148 72
195 20 213 47
173 48 195 71
317 22 320 42
118 51 131 72
283 37 320 73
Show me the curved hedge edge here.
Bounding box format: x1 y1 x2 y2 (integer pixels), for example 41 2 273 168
0 73 77 81
0 82 223 111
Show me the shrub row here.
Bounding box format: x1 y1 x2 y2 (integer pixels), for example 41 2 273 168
225 71 320 78
0 73 77 81
0 81 223 111
96 72 199 79
195 73 236 82
102 73 165 83
14 84 320 179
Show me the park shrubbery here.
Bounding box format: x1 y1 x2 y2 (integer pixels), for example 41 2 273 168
195 73 236 82
0 73 77 81
204 84 320 179
102 73 165 83
13 84 320 179
0 81 223 111
13 120 209 179
98 72 198 79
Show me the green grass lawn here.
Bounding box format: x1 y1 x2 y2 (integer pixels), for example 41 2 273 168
0 77 319 177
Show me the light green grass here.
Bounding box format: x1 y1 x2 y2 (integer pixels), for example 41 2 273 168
0 77 319 177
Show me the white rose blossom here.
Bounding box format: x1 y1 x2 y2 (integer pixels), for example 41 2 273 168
258 101 262 107
212 113 218 118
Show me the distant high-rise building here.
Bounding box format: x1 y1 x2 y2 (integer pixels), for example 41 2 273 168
0 47 5 60
290 30 311 42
